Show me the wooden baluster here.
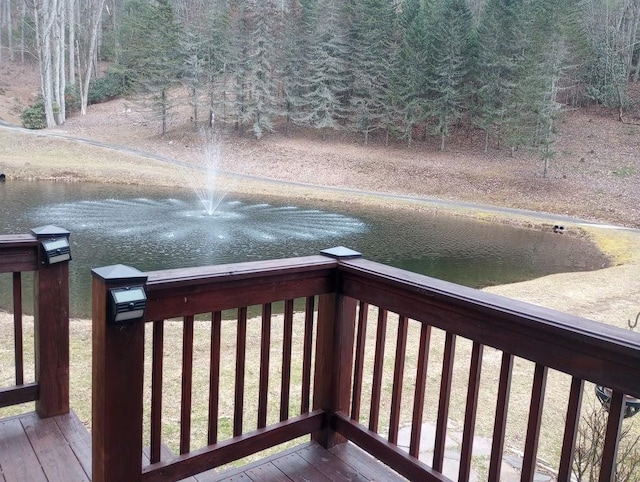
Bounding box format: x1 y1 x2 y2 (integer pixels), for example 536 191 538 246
599 390 625 482
351 300 369 421
180 315 195 454
433 332 456 470
459 341 484 482
389 315 408 444
557 377 584 481
208 311 222 445
301 296 315 414
369 309 388 433
521 363 548 482
234 307 247 437
258 303 272 428
410 323 432 458
150 320 164 463
488 352 513 480
281 299 294 421
13 272 23 385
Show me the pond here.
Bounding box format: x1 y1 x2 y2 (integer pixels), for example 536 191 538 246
0 180 609 317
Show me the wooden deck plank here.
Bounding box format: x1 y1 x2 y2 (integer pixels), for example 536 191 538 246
212 473 253 481
192 441 405 482
0 417 47 482
245 461 290 481
271 452 332 481
297 443 369 481
20 412 90 481
0 411 405 482
193 442 314 482
329 442 408 481
54 411 92 476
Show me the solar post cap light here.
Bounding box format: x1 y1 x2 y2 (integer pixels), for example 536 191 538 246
108 285 147 323
31 225 71 265
92 264 149 324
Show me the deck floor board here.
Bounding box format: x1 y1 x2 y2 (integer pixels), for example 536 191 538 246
204 442 408 482
0 416 48 482
0 412 406 482
20 412 90 482
53 411 92 476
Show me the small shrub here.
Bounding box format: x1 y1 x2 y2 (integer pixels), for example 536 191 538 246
21 102 46 129
88 70 130 105
65 84 81 113
573 404 640 481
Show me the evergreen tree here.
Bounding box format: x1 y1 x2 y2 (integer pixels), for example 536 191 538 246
293 0 351 140
222 0 251 135
181 29 208 129
202 0 234 128
522 0 574 176
118 0 184 134
390 0 431 145
346 0 396 145
242 1 281 139
428 0 474 151
222 0 281 139
279 0 313 136
473 0 523 151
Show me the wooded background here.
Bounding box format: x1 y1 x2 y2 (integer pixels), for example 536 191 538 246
1 0 639 158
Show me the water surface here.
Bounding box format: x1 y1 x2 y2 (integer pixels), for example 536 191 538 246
0 181 609 317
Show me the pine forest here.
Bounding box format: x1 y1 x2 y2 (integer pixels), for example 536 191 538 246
1 0 639 159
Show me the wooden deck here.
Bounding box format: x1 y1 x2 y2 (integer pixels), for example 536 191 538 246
0 411 90 482
192 441 407 482
0 411 406 482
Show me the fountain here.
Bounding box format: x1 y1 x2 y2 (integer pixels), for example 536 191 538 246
190 141 227 216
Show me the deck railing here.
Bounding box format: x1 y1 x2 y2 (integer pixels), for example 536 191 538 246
0 227 70 417
92 249 640 482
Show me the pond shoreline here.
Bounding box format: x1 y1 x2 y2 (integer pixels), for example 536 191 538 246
1 124 639 328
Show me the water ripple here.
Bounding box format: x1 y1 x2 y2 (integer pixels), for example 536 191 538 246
32 197 367 243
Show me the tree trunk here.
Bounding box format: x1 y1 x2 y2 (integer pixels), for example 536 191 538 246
0 5 3 63
79 0 106 115
161 89 167 135
21 0 26 63
191 86 198 130
53 0 66 125
0 0 13 62
67 0 75 85
33 0 56 127
32 0 67 127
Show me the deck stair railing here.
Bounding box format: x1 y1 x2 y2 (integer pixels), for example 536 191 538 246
0 226 71 418
92 248 640 482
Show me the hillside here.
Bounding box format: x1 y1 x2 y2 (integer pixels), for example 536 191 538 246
1 60 639 228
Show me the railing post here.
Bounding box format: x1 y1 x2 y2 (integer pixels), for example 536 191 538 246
31 225 71 418
312 247 360 448
92 264 148 482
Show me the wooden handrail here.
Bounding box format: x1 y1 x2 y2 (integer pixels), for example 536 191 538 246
336 258 640 398
92 253 640 481
0 229 71 417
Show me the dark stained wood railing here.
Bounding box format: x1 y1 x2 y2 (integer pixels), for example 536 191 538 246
92 251 640 482
0 228 70 417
